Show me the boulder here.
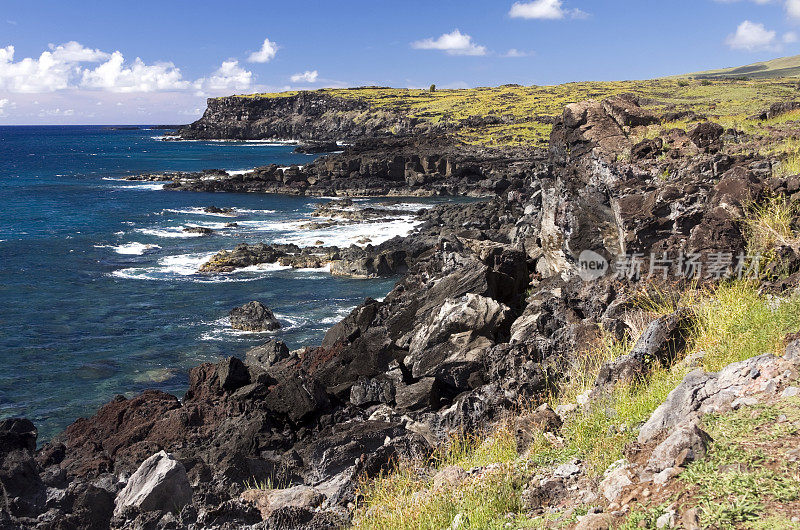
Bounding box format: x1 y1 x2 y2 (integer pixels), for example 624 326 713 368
645 421 712 474
689 122 724 151
113 451 191 516
240 485 323 520
595 309 694 390
246 339 290 369
216 356 250 392
263 376 330 423
0 418 45 517
229 301 281 331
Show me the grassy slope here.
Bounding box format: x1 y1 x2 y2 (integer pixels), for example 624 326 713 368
350 178 800 529
684 54 800 79
354 282 800 530
227 78 800 147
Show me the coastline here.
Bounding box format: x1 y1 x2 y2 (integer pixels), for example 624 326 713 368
4 89 800 529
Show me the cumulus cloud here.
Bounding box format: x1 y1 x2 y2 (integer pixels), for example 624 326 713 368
81 53 188 92
194 60 253 94
0 97 10 116
290 70 319 83
0 42 192 93
509 0 587 20
0 41 259 97
411 29 488 56
725 20 778 50
247 38 278 63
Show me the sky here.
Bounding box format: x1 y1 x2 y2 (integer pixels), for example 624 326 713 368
2 0 800 125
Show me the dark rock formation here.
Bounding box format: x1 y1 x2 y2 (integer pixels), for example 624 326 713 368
229 301 281 331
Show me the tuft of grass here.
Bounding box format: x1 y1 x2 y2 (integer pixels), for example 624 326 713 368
353 426 523 529
744 195 800 255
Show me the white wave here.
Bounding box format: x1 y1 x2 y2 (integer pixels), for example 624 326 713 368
234 262 292 273
236 208 277 214
113 182 165 191
227 169 254 176
150 135 169 140
95 242 162 255
136 227 205 238
163 207 240 218
272 216 422 248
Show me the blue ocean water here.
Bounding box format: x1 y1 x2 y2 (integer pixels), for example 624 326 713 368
0 126 435 440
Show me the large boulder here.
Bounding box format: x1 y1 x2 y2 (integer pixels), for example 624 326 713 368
229 301 281 331
113 451 191 516
0 418 44 517
595 308 694 390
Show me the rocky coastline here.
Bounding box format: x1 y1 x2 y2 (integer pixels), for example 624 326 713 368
4 93 800 530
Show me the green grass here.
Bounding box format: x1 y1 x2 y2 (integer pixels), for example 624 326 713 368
680 398 800 529
219 78 800 147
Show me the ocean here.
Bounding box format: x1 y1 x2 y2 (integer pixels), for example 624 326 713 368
0 126 443 440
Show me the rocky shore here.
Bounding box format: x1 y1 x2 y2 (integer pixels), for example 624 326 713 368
125 135 538 198
3 93 800 529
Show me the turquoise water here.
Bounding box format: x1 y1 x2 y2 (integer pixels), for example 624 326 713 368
0 126 432 439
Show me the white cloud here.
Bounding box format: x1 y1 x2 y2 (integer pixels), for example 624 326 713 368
411 29 488 56
509 0 587 20
784 31 799 43
247 38 278 63
0 97 10 116
503 48 534 57
788 0 800 18
725 20 778 50
194 60 253 95
0 42 190 93
81 52 188 92
290 70 319 83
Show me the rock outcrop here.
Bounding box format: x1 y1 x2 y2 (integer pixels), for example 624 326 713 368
229 301 281 332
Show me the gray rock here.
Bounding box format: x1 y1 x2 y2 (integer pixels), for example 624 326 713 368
599 467 633 502
229 301 281 331
782 385 799 398
395 378 440 411
350 377 395 407
246 339 290 369
113 451 191 516
638 351 798 445
646 420 711 474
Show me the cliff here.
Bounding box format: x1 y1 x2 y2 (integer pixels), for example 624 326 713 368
177 92 430 141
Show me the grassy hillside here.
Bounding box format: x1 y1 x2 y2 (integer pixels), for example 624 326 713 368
229 78 800 147
685 54 800 80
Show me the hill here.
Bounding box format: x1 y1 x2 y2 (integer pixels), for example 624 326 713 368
684 54 800 79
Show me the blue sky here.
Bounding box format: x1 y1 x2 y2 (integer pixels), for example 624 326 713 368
1 0 800 124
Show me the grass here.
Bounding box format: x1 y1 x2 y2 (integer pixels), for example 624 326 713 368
221 78 800 147
353 280 800 529
680 397 800 529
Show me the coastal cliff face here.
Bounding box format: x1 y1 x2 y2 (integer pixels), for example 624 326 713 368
178 92 429 141
4 93 800 529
